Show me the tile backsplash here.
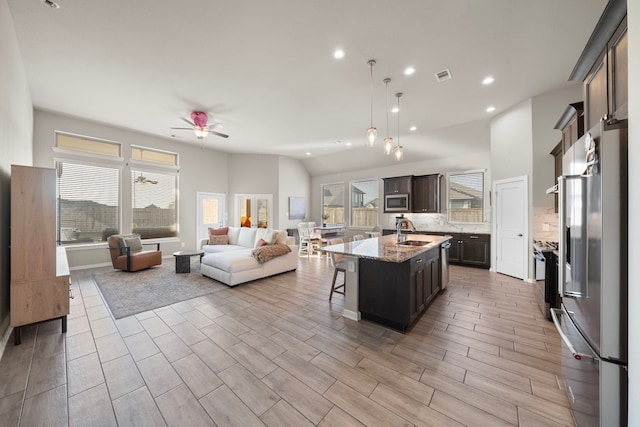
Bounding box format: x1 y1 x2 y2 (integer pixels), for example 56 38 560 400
382 213 491 234
533 206 559 242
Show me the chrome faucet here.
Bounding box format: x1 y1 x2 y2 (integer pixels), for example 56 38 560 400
396 218 415 243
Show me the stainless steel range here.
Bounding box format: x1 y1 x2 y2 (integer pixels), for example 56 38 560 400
533 241 560 320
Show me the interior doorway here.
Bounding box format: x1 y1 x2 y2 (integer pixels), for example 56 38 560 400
196 192 225 239
493 176 528 280
234 194 273 228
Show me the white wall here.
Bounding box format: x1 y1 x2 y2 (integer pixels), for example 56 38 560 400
490 99 533 278
531 85 583 207
278 156 311 230
627 2 639 423
32 110 230 268
0 0 33 344
228 154 280 228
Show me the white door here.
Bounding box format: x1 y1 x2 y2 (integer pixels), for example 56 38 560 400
196 192 225 239
494 176 528 279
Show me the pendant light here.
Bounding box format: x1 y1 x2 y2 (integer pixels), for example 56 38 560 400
394 92 403 161
366 60 377 146
383 78 393 155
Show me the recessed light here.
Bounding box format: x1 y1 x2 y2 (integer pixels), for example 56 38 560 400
486 106 496 112
306 152 311 156
482 76 495 85
409 126 417 131
391 107 399 113
333 49 345 59
404 66 416 76
346 142 352 146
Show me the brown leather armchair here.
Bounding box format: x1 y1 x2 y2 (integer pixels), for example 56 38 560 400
107 235 162 272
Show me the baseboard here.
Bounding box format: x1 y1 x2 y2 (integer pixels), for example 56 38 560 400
69 261 111 271
342 309 361 321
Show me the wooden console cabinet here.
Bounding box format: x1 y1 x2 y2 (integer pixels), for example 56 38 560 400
11 165 69 345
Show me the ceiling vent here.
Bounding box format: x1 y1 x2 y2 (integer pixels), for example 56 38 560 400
435 69 452 82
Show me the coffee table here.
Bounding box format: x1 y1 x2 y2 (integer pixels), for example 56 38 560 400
172 250 205 273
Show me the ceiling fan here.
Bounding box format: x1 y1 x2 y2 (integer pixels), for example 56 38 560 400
171 111 229 139
134 174 158 185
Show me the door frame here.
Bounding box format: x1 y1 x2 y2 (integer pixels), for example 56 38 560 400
491 175 529 280
234 193 273 228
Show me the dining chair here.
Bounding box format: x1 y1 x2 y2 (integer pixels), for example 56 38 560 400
297 222 320 256
352 234 365 241
328 237 346 301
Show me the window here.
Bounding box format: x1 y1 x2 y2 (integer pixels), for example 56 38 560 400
350 179 379 227
448 171 484 223
321 183 345 224
55 133 122 245
132 170 177 238
57 133 120 157
56 161 120 245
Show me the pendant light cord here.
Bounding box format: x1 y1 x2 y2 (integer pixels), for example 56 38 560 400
385 80 390 138
397 93 401 147
370 62 374 127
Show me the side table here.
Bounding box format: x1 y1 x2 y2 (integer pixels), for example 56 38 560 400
172 250 205 273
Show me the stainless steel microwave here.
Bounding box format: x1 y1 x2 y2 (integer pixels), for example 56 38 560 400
384 193 409 212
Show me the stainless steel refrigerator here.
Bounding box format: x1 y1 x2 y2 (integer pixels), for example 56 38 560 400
551 120 628 426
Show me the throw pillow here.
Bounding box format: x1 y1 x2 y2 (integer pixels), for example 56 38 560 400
274 230 288 245
208 226 229 236
124 236 143 253
255 238 269 248
209 235 229 245
263 230 276 245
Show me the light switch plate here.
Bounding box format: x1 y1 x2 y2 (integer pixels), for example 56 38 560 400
348 261 355 272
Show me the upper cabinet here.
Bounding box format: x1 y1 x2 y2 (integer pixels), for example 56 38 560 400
383 176 412 195
412 174 441 213
568 0 627 130
550 142 563 213
383 175 443 214
554 102 584 153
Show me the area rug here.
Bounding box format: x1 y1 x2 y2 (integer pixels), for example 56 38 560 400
93 261 227 319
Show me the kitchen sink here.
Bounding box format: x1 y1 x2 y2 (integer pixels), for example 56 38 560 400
396 240 431 247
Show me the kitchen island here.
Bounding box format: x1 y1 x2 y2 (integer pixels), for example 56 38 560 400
322 233 451 332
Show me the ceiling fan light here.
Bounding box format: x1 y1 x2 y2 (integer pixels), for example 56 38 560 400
194 127 209 139
384 137 393 155
367 127 377 146
394 145 403 161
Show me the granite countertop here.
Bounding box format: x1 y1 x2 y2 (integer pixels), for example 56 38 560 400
321 234 451 263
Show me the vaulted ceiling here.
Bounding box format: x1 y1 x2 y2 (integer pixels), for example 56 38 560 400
8 0 607 174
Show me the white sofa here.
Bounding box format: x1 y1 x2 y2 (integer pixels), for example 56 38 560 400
199 227 298 287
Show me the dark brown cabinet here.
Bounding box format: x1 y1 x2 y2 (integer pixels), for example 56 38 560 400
609 16 627 121
359 246 440 332
449 233 490 268
587 16 628 128
570 3 627 129
383 176 412 195
412 174 441 213
550 141 563 213
554 102 584 154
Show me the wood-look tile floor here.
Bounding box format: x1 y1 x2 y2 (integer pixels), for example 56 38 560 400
0 256 575 426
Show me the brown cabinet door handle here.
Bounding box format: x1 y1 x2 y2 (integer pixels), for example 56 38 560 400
469 236 478 239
